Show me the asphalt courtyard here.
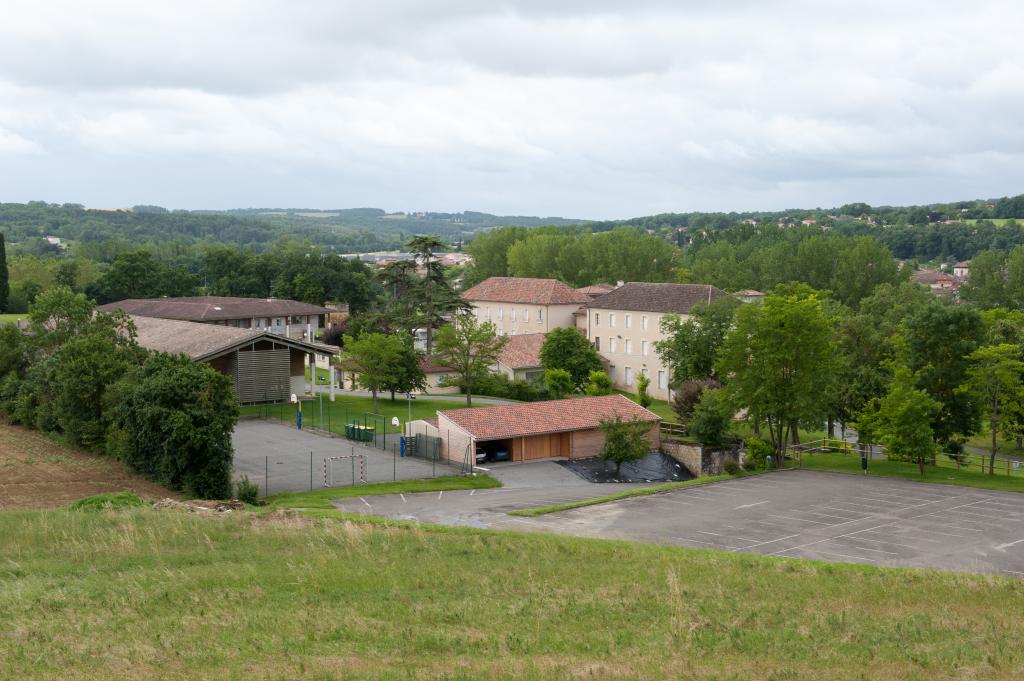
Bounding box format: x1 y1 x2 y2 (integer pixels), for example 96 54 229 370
335 467 1024 577
232 421 463 495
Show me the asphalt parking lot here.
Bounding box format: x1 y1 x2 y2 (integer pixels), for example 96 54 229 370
335 469 1024 577
232 421 462 494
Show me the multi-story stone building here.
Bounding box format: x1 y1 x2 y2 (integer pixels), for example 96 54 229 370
460 277 590 336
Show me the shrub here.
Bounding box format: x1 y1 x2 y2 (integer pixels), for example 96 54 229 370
236 476 260 505
723 461 741 475
584 370 613 396
543 368 574 400
671 378 720 425
745 437 773 469
636 373 652 408
688 388 733 448
470 371 545 402
69 492 145 511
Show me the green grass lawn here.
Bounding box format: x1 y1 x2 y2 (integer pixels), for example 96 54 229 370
799 452 1024 493
2 506 1023 680
615 390 676 422
965 427 1024 459
265 475 501 510
239 393 475 434
0 313 25 324
303 366 333 384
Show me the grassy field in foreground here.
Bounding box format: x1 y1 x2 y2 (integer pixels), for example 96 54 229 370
0 313 26 324
2 508 1023 680
800 453 1024 493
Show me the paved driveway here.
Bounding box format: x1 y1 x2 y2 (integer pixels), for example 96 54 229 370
233 420 462 495
334 469 1024 577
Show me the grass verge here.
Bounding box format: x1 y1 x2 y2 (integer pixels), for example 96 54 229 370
799 453 1024 493
2 505 1023 680
264 474 501 510
509 472 748 516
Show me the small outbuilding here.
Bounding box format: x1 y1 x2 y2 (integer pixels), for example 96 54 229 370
434 394 660 464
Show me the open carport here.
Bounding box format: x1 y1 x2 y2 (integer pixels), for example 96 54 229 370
435 394 660 464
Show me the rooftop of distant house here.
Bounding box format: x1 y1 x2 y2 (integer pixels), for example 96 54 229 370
128 315 335 361
97 296 331 322
588 282 728 314
461 277 590 305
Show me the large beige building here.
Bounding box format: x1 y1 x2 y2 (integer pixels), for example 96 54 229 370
586 283 727 401
461 277 590 336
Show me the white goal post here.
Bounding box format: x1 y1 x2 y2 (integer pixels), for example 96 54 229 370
323 454 368 487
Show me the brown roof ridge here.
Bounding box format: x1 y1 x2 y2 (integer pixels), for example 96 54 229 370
461 277 590 305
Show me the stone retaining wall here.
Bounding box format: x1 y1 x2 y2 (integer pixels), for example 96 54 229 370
661 439 742 477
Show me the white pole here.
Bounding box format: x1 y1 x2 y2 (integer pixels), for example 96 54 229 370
329 366 336 402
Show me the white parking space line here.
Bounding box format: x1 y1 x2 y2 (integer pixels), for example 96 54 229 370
400 494 406 503
793 509 863 521
733 500 771 510
359 497 372 508
829 541 899 555
771 514 833 525
855 530 942 545
994 538 1024 551
731 533 801 551
1004 570 1024 577
816 506 873 517
973 499 1024 510
672 536 749 550
795 548 878 563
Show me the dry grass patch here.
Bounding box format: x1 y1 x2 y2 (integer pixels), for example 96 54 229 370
0 421 175 510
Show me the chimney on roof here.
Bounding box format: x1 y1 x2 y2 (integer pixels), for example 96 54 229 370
616 281 624 288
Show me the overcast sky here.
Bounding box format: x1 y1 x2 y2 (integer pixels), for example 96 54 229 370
1 1 1021 218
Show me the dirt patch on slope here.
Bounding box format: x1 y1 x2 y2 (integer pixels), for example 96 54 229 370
0 421 177 510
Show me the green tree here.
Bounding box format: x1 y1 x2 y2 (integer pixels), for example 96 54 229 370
53 260 80 290
407 235 467 354
105 352 239 499
959 250 1007 309
636 372 653 408
584 370 613 396
959 344 1024 474
598 415 652 475
342 332 406 414
382 335 427 401
717 286 834 454
655 296 739 385
832 236 905 310
539 327 602 391
543 368 574 399
860 365 941 476
434 314 508 407
0 231 8 312
903 300 985 444
688 387 734 448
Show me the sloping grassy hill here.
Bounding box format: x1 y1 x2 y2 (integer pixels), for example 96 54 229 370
1 507 1022 680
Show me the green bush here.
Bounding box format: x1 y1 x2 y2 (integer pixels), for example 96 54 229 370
69 492 145 511
688 388 733 448
584 370 613 396
745 437 773 469
723 461 741 475
468 371 546 402
236 476 260 505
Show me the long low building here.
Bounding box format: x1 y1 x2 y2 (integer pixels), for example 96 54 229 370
130 315 336 403
424 394 660 464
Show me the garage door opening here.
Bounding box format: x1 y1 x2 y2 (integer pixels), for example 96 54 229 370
475 439 513 464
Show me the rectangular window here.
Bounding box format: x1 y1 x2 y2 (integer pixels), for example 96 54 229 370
610 338 618 353
510 308 516 321
594 312 600 326
486 307 491 320
641 340 648 357
642 315 648 330
609 313 616 327
536 308 543 321
498 307 503 321
594 336 600 351
625 314 631 329
609 366 616 382
625 339 632 355
641 368 649 378
658 370 666 389
523 307 529 321
625 367 634 386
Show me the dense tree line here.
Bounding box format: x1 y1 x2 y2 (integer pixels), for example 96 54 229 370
0 289 238 497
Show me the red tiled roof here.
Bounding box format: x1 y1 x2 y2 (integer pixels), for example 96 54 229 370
589 283 727 314
576 283 616 298
98 296 330 322
497 333 545 370
439 394 660 440
461 277 590 305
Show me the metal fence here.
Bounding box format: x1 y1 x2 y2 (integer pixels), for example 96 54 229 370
254 445 469 496
792 438 1024 478
244 396 403 452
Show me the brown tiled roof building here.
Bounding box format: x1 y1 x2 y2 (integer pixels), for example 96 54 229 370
462 277 590 305
589 283 727 314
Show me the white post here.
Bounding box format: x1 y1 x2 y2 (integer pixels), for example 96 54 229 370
307 353 315 395
306 322 312 340
286 324 291 338
329 366 336 402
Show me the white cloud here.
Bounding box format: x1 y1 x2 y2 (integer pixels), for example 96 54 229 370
0 0 1021 215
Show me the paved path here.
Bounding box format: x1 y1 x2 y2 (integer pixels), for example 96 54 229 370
334 469 1024 577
